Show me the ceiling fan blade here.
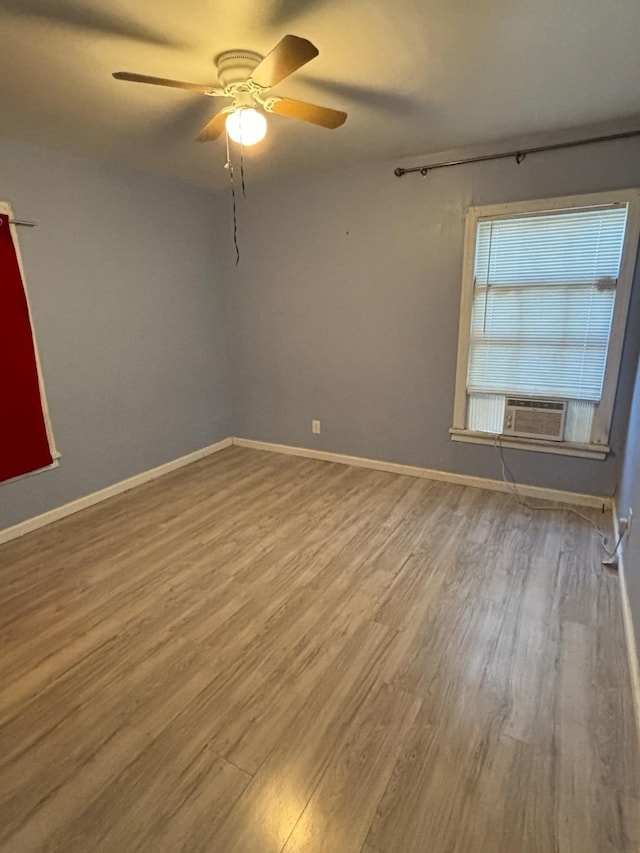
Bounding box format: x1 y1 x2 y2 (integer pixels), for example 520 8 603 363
249 35 318 88
297 76 418 115
196 110 229 143
270 97 347 129
0 0 181 47
113 72 216 94
267 0 332 28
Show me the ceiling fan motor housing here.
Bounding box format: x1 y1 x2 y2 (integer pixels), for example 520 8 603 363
215 50 263 89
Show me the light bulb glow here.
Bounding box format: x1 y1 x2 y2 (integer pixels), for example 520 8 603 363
225 108 267 146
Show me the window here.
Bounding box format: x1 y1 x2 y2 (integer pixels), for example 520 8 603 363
451 190 640 459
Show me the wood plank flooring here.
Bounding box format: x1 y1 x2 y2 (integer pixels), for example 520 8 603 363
0 446 638 852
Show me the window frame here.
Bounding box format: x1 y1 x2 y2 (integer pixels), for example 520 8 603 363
450 188 640 459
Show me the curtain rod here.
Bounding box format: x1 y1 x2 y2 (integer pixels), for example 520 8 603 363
10 219 37 227
393 128 640 177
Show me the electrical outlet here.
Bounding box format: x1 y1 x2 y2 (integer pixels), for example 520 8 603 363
312 419 321 435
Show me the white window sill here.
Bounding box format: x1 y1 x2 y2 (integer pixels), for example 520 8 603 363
449 428 609 460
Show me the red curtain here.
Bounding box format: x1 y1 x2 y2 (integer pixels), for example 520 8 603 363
0 214 53 482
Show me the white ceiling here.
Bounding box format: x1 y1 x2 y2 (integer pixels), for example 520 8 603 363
1 0 639 190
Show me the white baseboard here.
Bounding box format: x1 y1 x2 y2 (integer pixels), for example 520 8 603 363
0 438 232 546
232 437 611 510
612 505 640 747
1 434 611 547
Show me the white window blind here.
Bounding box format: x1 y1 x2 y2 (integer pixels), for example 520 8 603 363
467 204 628 401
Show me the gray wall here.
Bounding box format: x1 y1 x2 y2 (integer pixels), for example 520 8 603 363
222 134 640 497
0 137 232 530
3 128 639 533
619 356 640 660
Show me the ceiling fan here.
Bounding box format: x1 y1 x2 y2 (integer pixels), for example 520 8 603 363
113 34 347 147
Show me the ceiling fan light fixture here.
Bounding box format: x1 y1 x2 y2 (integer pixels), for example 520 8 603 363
225 108 267 146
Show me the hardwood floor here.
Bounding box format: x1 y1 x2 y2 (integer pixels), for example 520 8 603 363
0 446 638 852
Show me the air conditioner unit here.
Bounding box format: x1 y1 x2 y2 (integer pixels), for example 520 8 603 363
503 398 566 441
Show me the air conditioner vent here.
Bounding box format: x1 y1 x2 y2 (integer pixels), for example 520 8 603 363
503 398 566 441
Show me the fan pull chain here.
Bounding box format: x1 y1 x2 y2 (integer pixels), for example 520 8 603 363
240 141 246 199
225 129 240 266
